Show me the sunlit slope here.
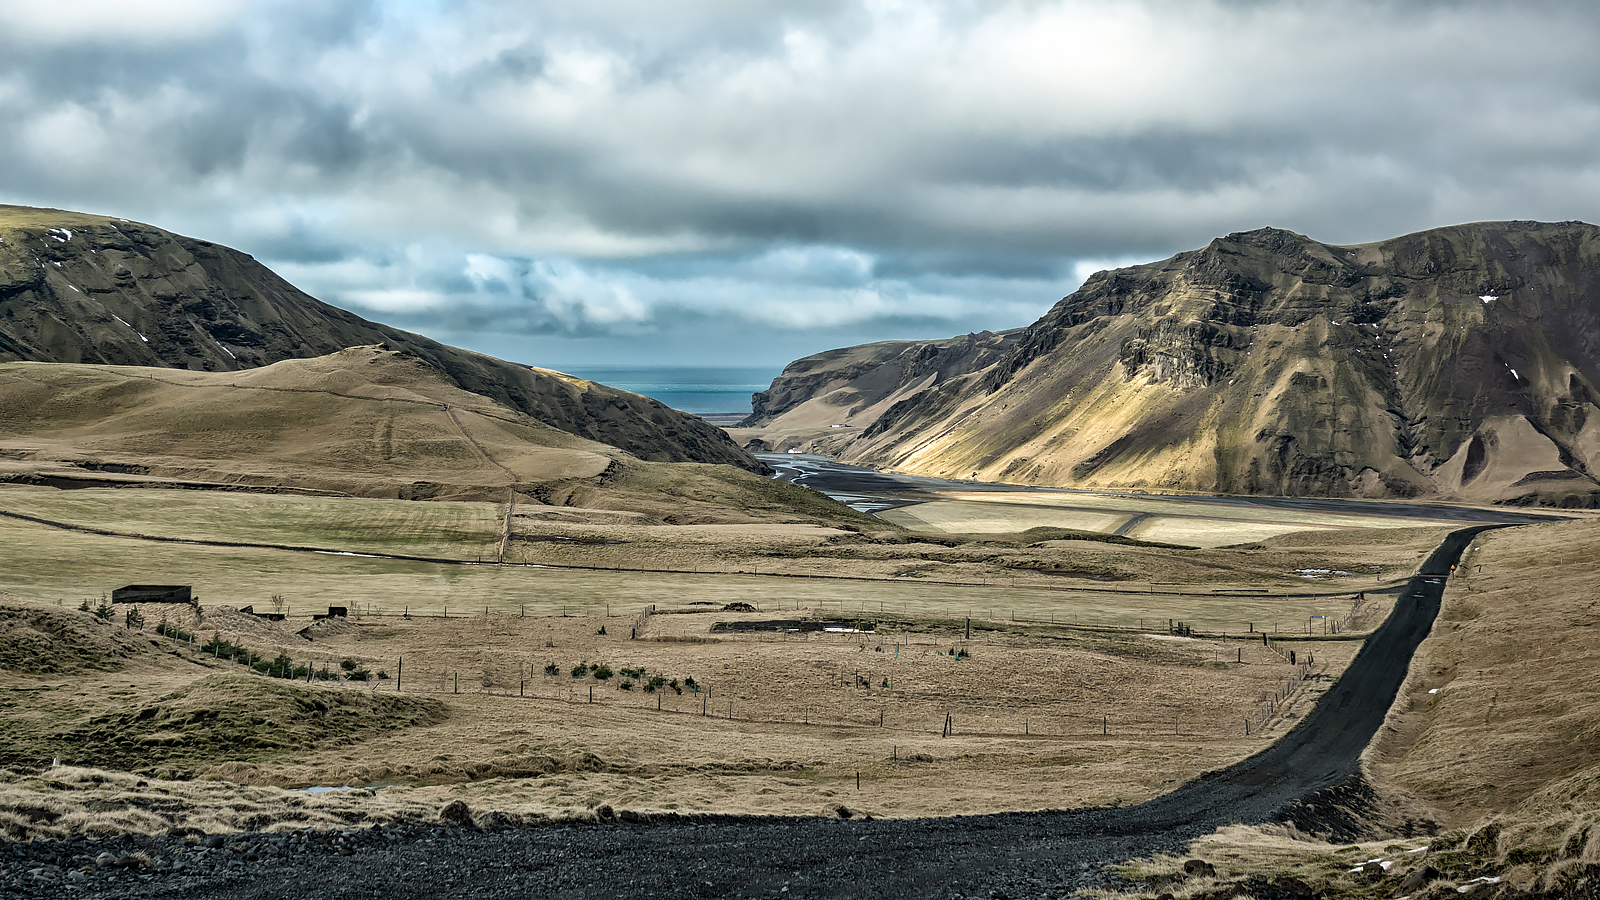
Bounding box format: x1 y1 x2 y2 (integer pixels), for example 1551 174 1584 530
743 221 1600 506
0 346 867 524
0 205 760 472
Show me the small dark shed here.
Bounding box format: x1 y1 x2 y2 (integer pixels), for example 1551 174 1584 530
111 585 192 604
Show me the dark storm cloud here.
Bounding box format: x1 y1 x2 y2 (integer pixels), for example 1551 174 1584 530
3 0 1600 364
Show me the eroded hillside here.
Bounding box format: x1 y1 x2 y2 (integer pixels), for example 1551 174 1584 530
736 221 1600 506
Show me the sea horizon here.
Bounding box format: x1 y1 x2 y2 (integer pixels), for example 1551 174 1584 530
552 364 781 416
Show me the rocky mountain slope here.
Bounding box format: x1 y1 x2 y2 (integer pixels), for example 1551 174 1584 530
736 221 1600 506
0 205 760 472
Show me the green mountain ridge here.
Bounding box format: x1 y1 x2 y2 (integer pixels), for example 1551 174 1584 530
738 220 1600 506
0 205 762 473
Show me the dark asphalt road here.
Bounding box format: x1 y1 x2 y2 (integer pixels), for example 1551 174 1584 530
64 526 1491 900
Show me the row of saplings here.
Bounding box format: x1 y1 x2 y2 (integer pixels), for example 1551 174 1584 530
152 619 385 682
549 661 700 695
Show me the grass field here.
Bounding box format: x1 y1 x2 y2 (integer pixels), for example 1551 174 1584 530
0 489 505 559
0 474 1468 837
0 503 1400 634
0 596 1357 828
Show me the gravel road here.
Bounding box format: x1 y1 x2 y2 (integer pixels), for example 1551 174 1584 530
2 527 1494 900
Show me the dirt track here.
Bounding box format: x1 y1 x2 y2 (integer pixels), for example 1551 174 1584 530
5 527 1493 900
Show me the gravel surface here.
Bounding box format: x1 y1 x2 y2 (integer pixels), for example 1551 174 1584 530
1 527 1494 900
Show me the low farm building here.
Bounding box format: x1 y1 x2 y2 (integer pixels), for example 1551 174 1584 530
111 585 192 604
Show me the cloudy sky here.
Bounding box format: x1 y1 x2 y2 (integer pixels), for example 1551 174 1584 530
3 0 1598 368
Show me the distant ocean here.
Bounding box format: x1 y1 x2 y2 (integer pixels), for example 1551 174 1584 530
555 366 781 416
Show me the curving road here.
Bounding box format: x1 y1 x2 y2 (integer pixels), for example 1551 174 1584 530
24 526 1494 900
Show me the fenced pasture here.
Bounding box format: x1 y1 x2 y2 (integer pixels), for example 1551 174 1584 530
0 510 1393 636
0 482 1455 818
7 596 1360 819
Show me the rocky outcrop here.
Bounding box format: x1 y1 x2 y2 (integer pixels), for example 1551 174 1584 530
742 221 1600 506
0 206 762 472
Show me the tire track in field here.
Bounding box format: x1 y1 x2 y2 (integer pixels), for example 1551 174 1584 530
443 404 520 484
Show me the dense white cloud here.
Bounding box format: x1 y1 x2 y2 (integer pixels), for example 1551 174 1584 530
2 0 1599 365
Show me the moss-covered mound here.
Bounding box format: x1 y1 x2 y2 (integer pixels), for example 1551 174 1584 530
0 604 148 674
39 675 447 771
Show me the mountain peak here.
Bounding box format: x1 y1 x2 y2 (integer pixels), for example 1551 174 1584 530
745 219 1600 507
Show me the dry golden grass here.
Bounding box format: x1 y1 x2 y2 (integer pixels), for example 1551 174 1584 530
1091 807 1600 899
0 352 878 530
0 500 1417 636
0 464 1482 843
0 765 444 840
1 594 1357 828
1370 517 1600 826
1091 517 1600 899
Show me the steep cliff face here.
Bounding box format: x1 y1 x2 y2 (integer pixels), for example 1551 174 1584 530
741 221 1600 506
0 205 762 472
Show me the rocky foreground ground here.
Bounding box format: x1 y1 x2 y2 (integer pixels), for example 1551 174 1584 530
3 807 1196 900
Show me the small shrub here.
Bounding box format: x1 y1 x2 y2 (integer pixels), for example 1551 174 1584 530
93 599 114 621
78 599 91 612
262 652 297 679
124 608 145 630
544 663 560 676
722 602 755 612
377 670 390 680
684 676 699 693
619 680 633 691
592 664 613 681
156 619 194 643
202 632 245 659
645 675 666 693
668 678 682 695
571 662 590 678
